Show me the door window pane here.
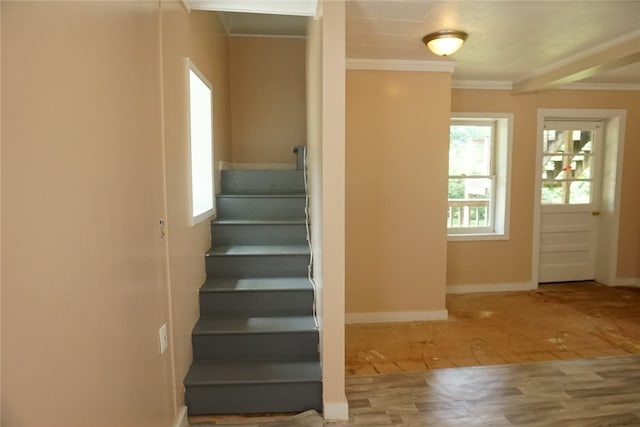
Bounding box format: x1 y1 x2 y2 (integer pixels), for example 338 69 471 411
541 127 595 205
569 181 591 204
541 181 564 204
543 130 593 154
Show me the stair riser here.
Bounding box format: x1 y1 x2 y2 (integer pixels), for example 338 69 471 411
206 255 309 278
212 223 307 245
216 197 305 220
192 332 319 360
186 381 322 416
221 170 304 194
200 290 314 316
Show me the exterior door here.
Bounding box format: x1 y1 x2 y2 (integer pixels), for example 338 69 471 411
538 120 603 283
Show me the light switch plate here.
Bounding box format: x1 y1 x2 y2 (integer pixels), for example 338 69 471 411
159 323 168 354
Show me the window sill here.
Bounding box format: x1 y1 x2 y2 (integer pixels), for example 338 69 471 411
448 232 509 242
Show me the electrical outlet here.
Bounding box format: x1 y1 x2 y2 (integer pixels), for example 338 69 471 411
159 323 168 354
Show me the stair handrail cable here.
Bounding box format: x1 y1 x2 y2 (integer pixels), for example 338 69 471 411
302 145 319 329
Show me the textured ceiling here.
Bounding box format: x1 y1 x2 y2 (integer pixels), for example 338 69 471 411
204 0 640 86
346 0 640 85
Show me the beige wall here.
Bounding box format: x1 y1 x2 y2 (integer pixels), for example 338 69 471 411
0 0 3 415
448 90 538 286
229 36 306 165
449 89 640 286
345 70 450 315
160 4 231 412
1 2 173 426
1 2 231 425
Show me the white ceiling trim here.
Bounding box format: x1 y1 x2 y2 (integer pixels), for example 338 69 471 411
185 0 318 16
452 80 513 90
229 34 306 39
560 82 640 91
519 28 640 83
451 80 640 91
346 58 456 73
513 29 640 93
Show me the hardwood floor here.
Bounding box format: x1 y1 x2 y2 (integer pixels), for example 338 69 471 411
342 355 640 426
194 355 640 426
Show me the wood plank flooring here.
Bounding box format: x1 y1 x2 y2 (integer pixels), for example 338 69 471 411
193 355 640 426
342 355 640 426
347 283 640 376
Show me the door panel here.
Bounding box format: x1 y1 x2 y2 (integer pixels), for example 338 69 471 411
538 121 602 283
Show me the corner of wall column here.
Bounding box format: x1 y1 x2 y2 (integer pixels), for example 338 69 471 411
319 0 348 421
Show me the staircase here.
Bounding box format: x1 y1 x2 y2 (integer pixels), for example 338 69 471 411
184 162 322 416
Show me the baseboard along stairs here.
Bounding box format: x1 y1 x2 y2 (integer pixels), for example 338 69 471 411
184 160 322 416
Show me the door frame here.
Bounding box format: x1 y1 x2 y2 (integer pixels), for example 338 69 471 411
532 108 627 286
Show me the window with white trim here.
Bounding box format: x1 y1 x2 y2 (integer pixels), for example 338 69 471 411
448 114 512 240
187 60 215 225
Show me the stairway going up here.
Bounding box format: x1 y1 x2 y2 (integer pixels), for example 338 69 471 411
184 163 322 416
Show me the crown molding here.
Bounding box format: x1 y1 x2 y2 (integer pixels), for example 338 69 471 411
345 60 638 90
452 80 513 90
346 58 456 73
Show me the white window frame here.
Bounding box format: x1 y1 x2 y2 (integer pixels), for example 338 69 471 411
186 59 215 226
448 113 513 241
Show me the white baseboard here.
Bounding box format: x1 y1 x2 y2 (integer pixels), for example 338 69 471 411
610 277 640 287
345 309 448 324
447 281 537 294
323 399 349 420
172 406 188 427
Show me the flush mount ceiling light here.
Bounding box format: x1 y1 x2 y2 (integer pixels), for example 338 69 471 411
422 30 468 56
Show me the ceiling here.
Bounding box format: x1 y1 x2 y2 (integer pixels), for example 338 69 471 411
346 0 640 88
193 0 640 90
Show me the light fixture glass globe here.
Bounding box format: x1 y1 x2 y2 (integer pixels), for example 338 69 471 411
427 37 464 56
422 30 468 56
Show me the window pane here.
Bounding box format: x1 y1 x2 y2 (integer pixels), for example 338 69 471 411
541 181 591 205
448 177 492 200
541 127 595 206
189 66 214 223
569 181 591 204
542 155 592 180
449 125 492 176
542 155 563 179
543 130 593 154
571 155 592 179
447 177 492 228
541 181 564 204
447 200 491 228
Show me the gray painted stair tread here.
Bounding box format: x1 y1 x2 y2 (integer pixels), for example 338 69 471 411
213 219 305 225
217 194 304 198
207 245 310 256
201 277 312 292
193 315 317 334
185 360 321 386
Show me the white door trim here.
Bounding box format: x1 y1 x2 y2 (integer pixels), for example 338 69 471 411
532 108 627 285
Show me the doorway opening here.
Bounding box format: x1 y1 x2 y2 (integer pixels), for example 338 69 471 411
533 108 627 286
